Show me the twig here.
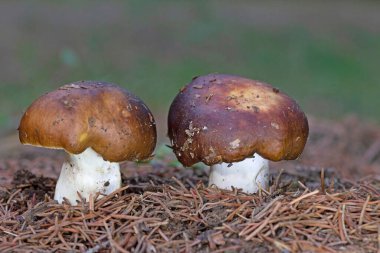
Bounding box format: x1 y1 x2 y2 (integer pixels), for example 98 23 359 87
289 190 319 205
321 168 325 194
359 195 371 234
339 204 352 244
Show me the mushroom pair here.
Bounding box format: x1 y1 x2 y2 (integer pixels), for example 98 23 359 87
168 74 308 193
18 81 156 204
19 74 308 204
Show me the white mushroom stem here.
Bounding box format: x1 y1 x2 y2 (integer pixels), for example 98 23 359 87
208 154 269 194
54 148 121 204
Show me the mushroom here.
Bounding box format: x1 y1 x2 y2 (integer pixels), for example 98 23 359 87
18 81 156 204
168 74 308 193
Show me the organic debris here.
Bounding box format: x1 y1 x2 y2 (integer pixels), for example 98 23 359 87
276 116 380 179
0 116 380 252
0 165 379 252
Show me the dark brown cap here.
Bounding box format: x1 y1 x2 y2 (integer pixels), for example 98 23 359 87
168 74 309 167
19 81 157 162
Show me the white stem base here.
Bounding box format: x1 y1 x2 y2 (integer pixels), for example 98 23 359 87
54 148 121 204
208 154 269 193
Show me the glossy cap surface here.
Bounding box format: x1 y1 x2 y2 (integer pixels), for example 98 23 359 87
168 74 308 166
19 81 157 162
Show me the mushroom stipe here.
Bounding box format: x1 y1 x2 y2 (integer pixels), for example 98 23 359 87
18 80 157 204
18 74 308 201
168 74 308 193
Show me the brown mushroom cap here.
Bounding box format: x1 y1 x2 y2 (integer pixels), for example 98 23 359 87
19 81 157 162
168 74 309 167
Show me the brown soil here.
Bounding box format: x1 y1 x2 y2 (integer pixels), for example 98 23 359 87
0 116 379 252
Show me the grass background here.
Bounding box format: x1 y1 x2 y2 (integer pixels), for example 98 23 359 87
0 0 379 135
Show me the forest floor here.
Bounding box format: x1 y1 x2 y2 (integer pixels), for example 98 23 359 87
0 116 379 252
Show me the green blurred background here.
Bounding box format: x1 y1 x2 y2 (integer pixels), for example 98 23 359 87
0 1 379 139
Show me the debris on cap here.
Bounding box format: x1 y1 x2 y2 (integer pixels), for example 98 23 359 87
168 74 309 166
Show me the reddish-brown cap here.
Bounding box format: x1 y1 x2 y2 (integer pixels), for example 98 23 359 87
168 74 309 167
19 81 157 162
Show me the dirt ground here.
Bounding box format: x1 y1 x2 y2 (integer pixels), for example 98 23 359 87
0 116 379 252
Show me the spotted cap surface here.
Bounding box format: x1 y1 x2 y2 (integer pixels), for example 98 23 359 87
168 74 309 166
19 81 157 162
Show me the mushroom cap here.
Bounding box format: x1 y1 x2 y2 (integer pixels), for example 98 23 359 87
168 74 309 167
19 81 157 162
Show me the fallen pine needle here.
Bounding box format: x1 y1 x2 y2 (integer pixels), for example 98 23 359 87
289 189 319 205
245 202 282 240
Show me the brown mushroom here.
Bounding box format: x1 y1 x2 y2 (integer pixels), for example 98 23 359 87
19 81 156 204
168 74 308 193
